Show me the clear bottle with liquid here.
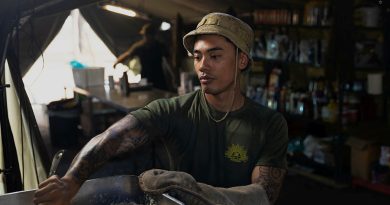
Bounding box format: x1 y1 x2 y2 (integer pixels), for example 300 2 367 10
120 71 129 96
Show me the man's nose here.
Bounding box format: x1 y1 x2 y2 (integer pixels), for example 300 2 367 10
198 56 209 72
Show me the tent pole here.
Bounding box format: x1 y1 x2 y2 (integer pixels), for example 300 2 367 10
0 31 24 192
0 33 11 79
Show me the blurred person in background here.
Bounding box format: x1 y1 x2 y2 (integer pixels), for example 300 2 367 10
114 23 175 91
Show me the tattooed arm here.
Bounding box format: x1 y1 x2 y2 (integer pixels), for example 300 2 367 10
67 114 149 183
252 165 286 204
33 114 149 205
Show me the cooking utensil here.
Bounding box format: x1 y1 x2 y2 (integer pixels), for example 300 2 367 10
161 193 185 205
0 149 66 205
0 175 144 205
49 149 65 176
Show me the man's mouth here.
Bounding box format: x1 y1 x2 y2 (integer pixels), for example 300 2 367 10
199 74 213 84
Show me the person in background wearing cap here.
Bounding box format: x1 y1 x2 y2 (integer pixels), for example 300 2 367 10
113 23 174 91
34 12 287 205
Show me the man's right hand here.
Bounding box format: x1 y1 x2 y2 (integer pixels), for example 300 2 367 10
33 175 80 205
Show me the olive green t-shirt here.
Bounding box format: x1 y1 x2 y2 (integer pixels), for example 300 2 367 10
131 90 288 187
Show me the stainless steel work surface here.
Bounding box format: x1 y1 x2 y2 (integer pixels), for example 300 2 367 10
0 189 36 205
0 175 144 205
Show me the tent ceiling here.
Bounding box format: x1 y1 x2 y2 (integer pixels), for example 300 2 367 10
119 0 307 24
1 0 308 26
1 0 99 28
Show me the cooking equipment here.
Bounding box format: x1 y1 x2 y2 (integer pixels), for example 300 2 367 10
0 149 184 205
72 175 144 205
0 175 144 205
0 175 185 205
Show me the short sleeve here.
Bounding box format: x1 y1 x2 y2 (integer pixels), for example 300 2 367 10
130 100 171 139
256 113 288 169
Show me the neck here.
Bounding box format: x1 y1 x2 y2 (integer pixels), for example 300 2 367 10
203 88 245 112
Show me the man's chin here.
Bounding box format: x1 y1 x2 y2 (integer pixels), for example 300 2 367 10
202 85 236 96
201 86 210 93
202 87 218 95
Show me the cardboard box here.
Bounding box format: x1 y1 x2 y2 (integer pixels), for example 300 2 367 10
73 67 105 88
346 137 380 180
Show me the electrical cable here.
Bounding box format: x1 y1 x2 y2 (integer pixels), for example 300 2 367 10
21 1 46 105
13 0 48 104
25 16 46 88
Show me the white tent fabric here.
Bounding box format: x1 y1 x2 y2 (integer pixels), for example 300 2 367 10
1 63 47 193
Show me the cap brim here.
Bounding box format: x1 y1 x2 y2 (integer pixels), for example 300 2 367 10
183 25 237 56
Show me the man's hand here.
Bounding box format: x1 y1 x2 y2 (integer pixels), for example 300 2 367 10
33 175 80 205
113 62 119 68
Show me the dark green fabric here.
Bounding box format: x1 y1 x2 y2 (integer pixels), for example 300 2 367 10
131 90 288 187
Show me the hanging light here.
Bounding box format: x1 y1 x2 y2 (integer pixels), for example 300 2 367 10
102 4 137 17
160 21 171 31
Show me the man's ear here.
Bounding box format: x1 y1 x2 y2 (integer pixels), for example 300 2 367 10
238 52 249 70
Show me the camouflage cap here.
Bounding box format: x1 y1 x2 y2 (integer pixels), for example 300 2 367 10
183 12 254 60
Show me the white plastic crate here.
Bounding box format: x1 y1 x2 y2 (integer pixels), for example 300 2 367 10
72 67 105 88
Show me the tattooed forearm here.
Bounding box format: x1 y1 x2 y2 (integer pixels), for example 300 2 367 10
66 114 150 183
252 166 286 204
106 115 149 156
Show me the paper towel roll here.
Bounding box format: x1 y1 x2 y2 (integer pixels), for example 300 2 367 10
367 73 383 95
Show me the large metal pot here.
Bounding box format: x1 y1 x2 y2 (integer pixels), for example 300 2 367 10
0 174 185 205
72 175 144 205
0 175 144 205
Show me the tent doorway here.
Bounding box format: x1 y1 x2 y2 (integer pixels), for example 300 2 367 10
23 9 118 105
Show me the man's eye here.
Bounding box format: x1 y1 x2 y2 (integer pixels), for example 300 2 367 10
211 55 221 59
193 55 201 61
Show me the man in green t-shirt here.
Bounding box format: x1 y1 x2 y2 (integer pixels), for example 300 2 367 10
34 12 288 205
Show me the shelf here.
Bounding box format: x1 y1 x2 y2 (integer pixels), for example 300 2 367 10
249 70 265 75
343 121 390 146
255 24 331 30
354 66 385 72
354 26 383 32
253 57 324 68
289 165 349 189
352 178 390 195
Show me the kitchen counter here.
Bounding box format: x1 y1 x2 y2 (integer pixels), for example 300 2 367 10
74 84 176 113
